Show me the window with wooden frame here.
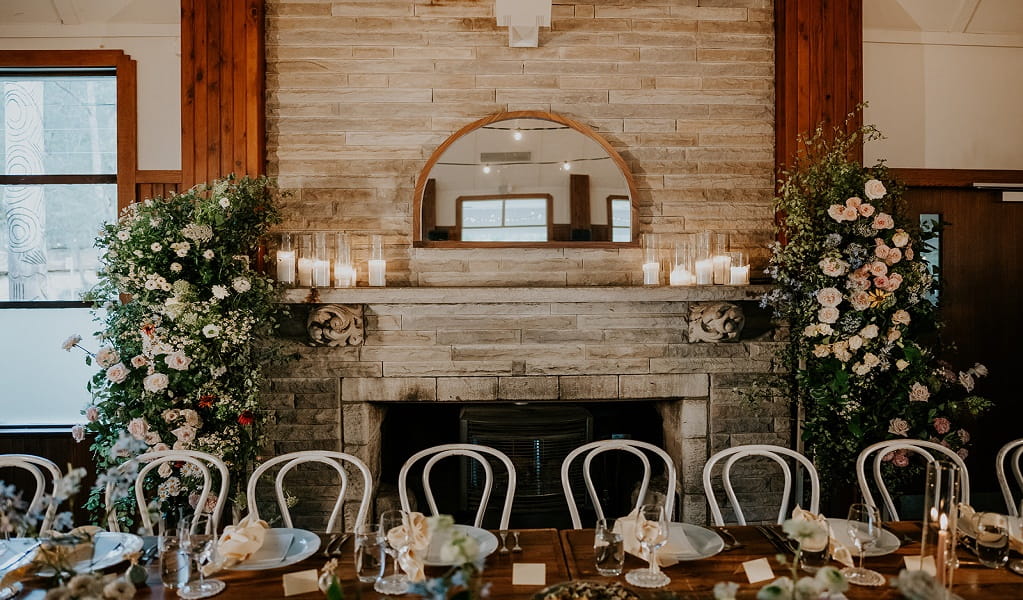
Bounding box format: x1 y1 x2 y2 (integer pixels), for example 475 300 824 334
456 194 553 242
607 195 631 243
0 50 137 425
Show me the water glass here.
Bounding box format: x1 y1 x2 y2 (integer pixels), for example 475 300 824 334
799 540 830 573
974 512 1009 568
158 518 190 590
593 518 624 576
355 524 386 583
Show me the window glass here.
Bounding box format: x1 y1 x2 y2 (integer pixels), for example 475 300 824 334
461 197 549 242
611 198 630 242
462 227 548 242
461 200 502 228
0 307 101 425
503 198 546 226
0 74 117 175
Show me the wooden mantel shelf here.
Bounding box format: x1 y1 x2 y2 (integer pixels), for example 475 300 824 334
281 284 772 304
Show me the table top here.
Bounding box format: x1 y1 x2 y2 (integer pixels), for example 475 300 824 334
18 529 569 600
561 522 1023 599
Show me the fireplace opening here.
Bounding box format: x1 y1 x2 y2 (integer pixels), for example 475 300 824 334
378 401 665 529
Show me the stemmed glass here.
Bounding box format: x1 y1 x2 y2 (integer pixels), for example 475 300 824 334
178 514 226 599
840 503 886 586
624 503 671 588
374 510 410 595
1008 499 1023 576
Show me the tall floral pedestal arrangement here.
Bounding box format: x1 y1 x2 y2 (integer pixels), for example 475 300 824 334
763 123 990 497
70 175 285 517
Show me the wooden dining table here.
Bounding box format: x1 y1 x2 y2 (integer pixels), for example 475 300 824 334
14 523 1023 599
561 522 1023 599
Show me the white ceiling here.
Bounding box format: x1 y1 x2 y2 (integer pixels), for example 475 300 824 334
0 0 178 26
864 0 1023 35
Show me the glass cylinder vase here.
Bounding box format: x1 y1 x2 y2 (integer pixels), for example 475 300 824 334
920 460 961 597
334 232 356 288
694 231 713 285
275 233 296 285
642 233 660 285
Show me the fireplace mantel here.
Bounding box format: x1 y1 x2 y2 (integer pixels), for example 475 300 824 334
282 284 772 305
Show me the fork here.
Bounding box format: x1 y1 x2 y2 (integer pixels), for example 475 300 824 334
498 530 510 554
711 526 744 551
511 531 522 553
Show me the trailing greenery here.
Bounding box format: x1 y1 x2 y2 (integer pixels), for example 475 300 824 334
762 119 990 494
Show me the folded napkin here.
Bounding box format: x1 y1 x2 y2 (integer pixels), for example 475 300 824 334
790 507 854 568
957 504 1023 554
204 514 269 574
612 509 693 567
385 512 430 582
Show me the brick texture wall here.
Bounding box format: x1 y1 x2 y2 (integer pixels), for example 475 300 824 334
264 0 791 527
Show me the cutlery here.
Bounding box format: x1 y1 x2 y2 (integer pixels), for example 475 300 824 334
756 525 795 555
711 526 743 551
511 531 522 553
498 530 509 554
330 533 351 557
279 535 297 564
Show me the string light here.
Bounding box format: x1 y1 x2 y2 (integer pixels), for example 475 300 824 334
513 130 523 141
561 161 571 171
482 164 492 174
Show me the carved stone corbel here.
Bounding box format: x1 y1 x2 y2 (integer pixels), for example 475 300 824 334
688 302 745 343
307 304 365 347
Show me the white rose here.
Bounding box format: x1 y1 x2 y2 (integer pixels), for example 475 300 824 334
888 418 910 437
106 362 130 384
813 344 830 358
164 351 192 371
909 382 930 402
143 372 170 393
864 179 887 200
153 442 170 452
96 346 120 368
71 425 86 442
860 324 879 339
892 310 911 326
815 287 843 308
896 359 910 371
62 334 83 351
127 417 149 440
212 285 229 299
848 335 864 350
202 324 222 338
162 409 180 422
892 230 910 248
852 363 870 375
863 352 880 367
183 410 202 428
158 463 173 478
817 307 840 324
172 425 197 444
232 277 251 293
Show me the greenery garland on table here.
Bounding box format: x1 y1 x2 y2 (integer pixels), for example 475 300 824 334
762 121 991 496
65 175 286 517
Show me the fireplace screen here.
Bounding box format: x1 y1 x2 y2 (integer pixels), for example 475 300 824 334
459 406 592 528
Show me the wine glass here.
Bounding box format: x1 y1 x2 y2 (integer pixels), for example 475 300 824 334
178 514 226 599
624 503 671 588
840 503 886 586
374 510 410 595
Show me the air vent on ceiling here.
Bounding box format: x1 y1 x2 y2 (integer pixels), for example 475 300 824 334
480 151 531 163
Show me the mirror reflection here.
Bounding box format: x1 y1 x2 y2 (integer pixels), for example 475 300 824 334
415 112 637 246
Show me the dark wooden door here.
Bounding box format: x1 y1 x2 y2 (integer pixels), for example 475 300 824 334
905 187 1023 503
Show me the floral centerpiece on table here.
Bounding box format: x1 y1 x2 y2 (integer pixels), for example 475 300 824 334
761 120 990 495
407 516 488 600
64 175 285 518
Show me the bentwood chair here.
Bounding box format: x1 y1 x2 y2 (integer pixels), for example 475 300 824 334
104 449 230 534
0 454 62 533
398 443 517 530
856 439 970 521
560 439 677 529
703 444 820 526
996 438 1023 516
246 451 374 533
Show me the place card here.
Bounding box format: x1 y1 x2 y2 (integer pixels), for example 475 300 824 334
282 569 319 596
742 557 775 583
904 555 937 575
512 563 546 586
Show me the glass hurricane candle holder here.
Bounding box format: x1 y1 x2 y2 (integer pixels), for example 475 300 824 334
921 460 961 597
711 233 730 285
297 234 313 287
728 251 749 285
275 233 295 285
642 233 660 285
312 232 331 288
368 235 386 287
669 236 695 286
694 231 713 285
334 232 356 288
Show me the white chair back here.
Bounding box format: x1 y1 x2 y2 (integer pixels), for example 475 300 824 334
703 444 820 526
105 449 230 534
856 439 970 521
398 444 516 530
0 454 62 533
560 440 677 530
996 439 1023 516
246 450 374 533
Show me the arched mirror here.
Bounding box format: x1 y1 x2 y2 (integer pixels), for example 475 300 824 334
414 111 638 247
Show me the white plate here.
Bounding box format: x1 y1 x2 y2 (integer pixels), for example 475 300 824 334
826 518 900 557
423 525 498 567
1 532 144 577
229 528 320 570
662 522 725 561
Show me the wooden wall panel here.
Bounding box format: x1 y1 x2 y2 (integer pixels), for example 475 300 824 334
135 169 183 202
181 0 264 188
775 0 863 170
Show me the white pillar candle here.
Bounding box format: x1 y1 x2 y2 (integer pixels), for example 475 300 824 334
712 255 731 285
297 257 313 287
276 250 295 285
368 259 387 287
669 266 693 286
729 264 750 285
334 263 356 288
642 262 660 285
695 258 713 285
312 259 331 287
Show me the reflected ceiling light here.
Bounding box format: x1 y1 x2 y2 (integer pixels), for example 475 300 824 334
495 0 551 48
561 161 571 171
482 164 492 174
513 130 523 141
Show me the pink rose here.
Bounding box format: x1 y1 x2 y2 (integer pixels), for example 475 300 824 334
957 448 969 460
106 362 130 384
828 204 847 222
842 206 859 221
958 429 971 443
846 196 863 208
893 450 910 468
864 179 887 200
873 213 895 230
153 443 170 452
892 309 911 325
873 275 890 289
127 417 149 440
875 245 891 259
850 292 872 311
887 273 903 290
816 287 843 308
858 203 875 217
886 248 902 264
867 261 888 277
71 424 86 442
818 307 840 324
882 451 895 462
143 372 169 393
933 417 951 434
164 352 192 371
905 247 914 260
95 347 120 369
85 406 99 422
172 425 196 444
131 355 148 368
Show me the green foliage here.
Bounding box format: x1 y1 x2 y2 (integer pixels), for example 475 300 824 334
762 117 991 493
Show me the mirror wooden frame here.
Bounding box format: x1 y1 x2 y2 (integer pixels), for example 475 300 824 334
413 110 640 248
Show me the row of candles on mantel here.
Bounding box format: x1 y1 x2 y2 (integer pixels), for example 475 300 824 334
643 232 750 286
275 232 387 288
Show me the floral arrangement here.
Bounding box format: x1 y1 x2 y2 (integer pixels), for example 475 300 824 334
762 120 991 493
713 517 847 600
407 515 487 600
64 175 285 516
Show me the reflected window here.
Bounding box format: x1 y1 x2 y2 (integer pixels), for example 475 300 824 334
608 196 631 243
459 195 551 242
920 213 940 306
